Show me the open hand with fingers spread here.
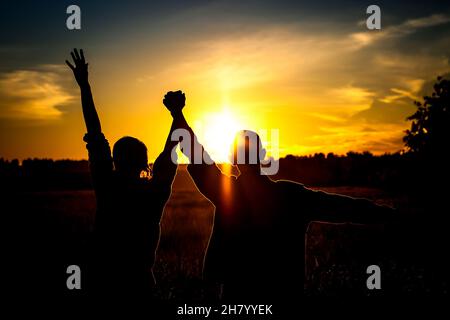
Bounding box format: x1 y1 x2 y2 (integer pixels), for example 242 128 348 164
163 90 186 116
66 48 89 87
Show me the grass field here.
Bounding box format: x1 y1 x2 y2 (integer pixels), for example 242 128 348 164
8 165 445 297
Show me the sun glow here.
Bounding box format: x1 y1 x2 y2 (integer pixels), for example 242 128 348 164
194 109 243 163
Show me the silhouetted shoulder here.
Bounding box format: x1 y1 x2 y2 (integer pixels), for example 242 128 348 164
83 132 113 193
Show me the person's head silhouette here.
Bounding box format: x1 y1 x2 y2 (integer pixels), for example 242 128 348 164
113 136 149 178
230 130 266 176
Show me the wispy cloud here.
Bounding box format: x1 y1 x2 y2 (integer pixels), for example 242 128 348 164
378 78 424 103
326 85 376 113
132 20 449 156
0 65 74 120
285 122 407 155
350 14 450 49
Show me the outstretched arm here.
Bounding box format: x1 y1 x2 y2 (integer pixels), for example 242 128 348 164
66 48 101 134
304 188 394 225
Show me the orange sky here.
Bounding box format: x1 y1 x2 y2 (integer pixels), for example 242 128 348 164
1 2 449 161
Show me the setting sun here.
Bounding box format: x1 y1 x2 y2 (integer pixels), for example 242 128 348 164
193 110 243 163
1 1 448 162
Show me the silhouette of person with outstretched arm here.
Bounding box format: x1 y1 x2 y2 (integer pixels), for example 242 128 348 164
163 90 393 301
66 49 179 295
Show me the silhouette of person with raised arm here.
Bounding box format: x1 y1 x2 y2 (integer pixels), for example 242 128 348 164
66 49 178 295
163 90 393 301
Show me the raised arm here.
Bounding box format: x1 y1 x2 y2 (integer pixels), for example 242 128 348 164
66 48 101 134
66 49 112 191
151 108 180 189
162 91 228 203
162 91 207 164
